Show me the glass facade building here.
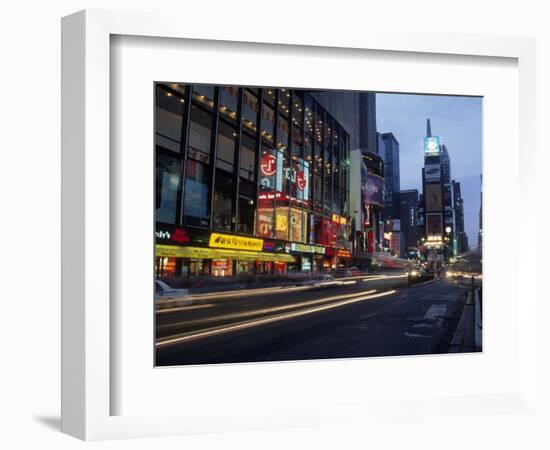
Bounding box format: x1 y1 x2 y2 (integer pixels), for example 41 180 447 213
155 83 352 279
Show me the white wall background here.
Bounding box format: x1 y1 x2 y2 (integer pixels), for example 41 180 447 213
0 0 548 448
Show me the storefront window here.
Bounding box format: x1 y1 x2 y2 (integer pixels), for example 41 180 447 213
275 207 289 240
155 257 176 278
289 208 307 242
155 85 184 153
257 206 274 238
212 259 233 277
155 154 180 224
236 260 254 275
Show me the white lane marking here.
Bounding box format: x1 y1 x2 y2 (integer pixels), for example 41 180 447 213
423 304 447 321
404 332 431 338
156 290 397 348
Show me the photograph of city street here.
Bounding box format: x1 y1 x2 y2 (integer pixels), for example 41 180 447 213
154 83 482 366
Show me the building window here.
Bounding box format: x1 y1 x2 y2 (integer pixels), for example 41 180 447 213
261 103 275 143
291 125 303 158
292 92 303 128
264 88 276 107
289 208 307 243
219 86 239 122
275 206 289 240
242 89 258 133
237 196 256 235
188 105 213 163
324 149 332 210
155 154 180 224
183 159 210 227
155 85 184 153
192 84 215 109
279 88 290 116
277 114 289 152
216 121 236 174
212 190 233 232
240 134 256 182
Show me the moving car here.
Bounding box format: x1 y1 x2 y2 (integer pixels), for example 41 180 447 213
301 274 343 288
155 280 189 299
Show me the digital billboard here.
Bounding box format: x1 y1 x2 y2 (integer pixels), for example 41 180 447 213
425 164 441 182
362 173 384 208
426 213 442 237
425 184 442 212
424 136 440 155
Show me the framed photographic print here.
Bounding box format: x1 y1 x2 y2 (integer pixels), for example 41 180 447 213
62 9 538 441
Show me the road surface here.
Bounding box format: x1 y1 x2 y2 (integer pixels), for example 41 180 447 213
155 272 480 366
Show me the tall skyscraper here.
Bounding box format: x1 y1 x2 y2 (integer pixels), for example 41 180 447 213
421 118 448 259
400 189 419 257
381 132 400 220
359 92 378 154
478 174 483 251
347 92 383 265
452 180 468 254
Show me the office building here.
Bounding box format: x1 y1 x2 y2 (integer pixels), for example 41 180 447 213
155 83 352 278
400 189 419 257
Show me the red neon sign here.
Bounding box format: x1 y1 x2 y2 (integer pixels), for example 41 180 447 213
260 154 277 177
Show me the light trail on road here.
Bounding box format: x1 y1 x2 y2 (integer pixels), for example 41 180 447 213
156 289 397 348
157 289 378 331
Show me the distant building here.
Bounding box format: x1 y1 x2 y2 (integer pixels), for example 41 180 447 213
380 132 400 220
400 189 419 256
452 180 468 254
478 174 483 251
421 118 455 260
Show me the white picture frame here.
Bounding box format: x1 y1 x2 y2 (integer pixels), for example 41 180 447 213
61 9 538 441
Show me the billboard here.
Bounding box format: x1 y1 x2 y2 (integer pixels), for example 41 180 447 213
424 136 440 156
425 184 442 212
426 214 442 237
425 164 441 182
362 173 384 208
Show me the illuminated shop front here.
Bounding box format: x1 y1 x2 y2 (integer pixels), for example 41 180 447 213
155 227 296 278
155 83 352 278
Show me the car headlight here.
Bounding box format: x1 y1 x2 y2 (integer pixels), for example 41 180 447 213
410 270 419 277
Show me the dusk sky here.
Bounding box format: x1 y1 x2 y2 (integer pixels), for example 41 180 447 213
376 93 483 249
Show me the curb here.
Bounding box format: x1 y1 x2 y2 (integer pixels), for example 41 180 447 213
449 290 481 353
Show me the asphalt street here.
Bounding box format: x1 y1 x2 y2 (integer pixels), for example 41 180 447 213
156 273 479 366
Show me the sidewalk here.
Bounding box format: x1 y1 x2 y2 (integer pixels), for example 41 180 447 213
448 288 482 353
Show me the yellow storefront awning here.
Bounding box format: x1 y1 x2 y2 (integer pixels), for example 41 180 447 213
156 245 296 263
